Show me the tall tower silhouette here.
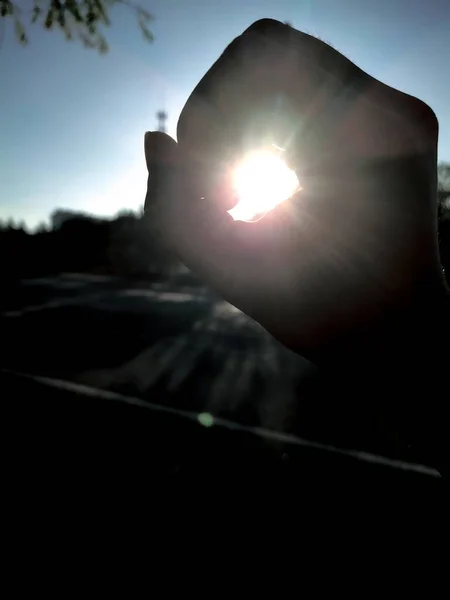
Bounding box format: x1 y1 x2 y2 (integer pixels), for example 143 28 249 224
157 110 168 133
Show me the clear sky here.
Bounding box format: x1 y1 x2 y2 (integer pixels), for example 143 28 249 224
1 0 449 228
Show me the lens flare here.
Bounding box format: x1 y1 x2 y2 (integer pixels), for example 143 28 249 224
228 149 300 222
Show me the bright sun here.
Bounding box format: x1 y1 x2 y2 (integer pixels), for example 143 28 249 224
228 149 300 222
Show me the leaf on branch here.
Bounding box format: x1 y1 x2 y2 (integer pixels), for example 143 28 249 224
63 22 72 40
137 7 153 21
44 8 55 29
1 1 14 18
98 35 108 53
137 6 154 42
140 24 153 42
31 5 42 23
66 0 83 23
79 31 95 48
14 18 27 45
94 0 110 25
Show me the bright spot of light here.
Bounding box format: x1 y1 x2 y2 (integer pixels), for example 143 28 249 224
228 149 300 222
198 412 214 427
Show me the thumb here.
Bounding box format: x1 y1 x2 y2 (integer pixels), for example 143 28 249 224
144 132 251 293
144 131 179 215
144 130 178 171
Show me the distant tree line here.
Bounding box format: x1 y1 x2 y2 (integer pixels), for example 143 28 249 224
438 163 450 281
0 207 178 281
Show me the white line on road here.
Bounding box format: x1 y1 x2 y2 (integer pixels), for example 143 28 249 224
5 368 441 479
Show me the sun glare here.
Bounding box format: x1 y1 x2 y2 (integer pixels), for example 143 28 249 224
228 149 300 222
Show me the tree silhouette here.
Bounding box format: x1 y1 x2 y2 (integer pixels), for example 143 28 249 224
0 0 153 53
437 163 450 284
438 162 450 208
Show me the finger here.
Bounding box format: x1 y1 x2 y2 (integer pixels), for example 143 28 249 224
144 131 179 171
144 131 179 215
144 132 253 294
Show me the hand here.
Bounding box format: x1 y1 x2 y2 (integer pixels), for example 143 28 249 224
144 19 447 368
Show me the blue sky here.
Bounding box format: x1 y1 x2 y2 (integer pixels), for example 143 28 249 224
1 0 449 228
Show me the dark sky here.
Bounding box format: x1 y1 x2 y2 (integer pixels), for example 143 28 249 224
1 0 449 228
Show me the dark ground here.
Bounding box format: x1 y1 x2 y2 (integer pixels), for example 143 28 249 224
3 271 448 502
2 270 311 429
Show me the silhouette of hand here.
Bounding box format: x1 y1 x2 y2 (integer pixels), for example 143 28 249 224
145 19 447 366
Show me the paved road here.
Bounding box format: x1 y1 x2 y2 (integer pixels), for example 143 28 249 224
5 272 444 481
3 272 312 430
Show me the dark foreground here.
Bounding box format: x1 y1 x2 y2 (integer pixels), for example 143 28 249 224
3 272 448 507
2 271 313 430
